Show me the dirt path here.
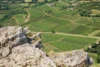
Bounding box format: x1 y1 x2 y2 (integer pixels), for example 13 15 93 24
25 9 30 22
55 49 84 54
88 30 100 36
41 31 99 54
41 32 100 40
46 14 88 27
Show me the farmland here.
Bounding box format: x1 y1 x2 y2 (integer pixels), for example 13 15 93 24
1 1 100 35
0 0 100 52
42 33 97 53
0 0 100 66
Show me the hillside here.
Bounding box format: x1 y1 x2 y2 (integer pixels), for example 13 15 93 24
0 0 100 67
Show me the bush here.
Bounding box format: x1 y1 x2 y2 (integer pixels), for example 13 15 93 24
0 4 10 10
97 55 100 63
79 10 91 17
77 1 100 17
85 42 100 53
52 30 55 33
85 41 100 63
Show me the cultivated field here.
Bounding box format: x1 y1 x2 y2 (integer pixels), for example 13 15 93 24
0 1 99 53
1 1 100 35
42 33 97 53
0 1 100 66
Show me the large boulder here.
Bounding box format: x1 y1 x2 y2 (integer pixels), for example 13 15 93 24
0 26 56 67
50 50 91 67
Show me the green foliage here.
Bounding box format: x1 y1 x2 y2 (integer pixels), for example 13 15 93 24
0 9 27 22
52 30 55 33
79 10 91 17
97 55 100 63
42 33 96 52
1 1 100 35
85 43 100 53
77 1 100 17
32 0 38 3
0 24 2 28
0 4 10 10
85 41 100 63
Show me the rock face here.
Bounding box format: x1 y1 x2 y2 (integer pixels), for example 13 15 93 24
50 50 91 67
0 26 56 67
0 26 91 67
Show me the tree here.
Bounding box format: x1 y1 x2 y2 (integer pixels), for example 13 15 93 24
97 55 100 63
32 0 38 3
79 10 91 17
0 4 10 10
91 43 98 48
52 30 55 33
44 0 48 3
85 47 91 52
97 50 100 55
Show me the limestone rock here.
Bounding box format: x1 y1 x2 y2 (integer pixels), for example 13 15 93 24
2 47 10 57
50 50 91 67
0 26 56 67
0 26 91 67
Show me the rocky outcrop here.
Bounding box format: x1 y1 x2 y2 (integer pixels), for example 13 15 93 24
0 26 91 67
50 50 91 67
0 26 56 67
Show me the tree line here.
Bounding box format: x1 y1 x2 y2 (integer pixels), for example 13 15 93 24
0 0 59 3
77 1 100 17
85 41 100 63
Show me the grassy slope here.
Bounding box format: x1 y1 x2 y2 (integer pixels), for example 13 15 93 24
1 2 100 35
15 14 25 24
42 33 97 52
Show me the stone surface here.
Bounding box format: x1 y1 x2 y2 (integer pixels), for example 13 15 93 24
50 50 91 67
0 26 56 67
0 26 91 67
